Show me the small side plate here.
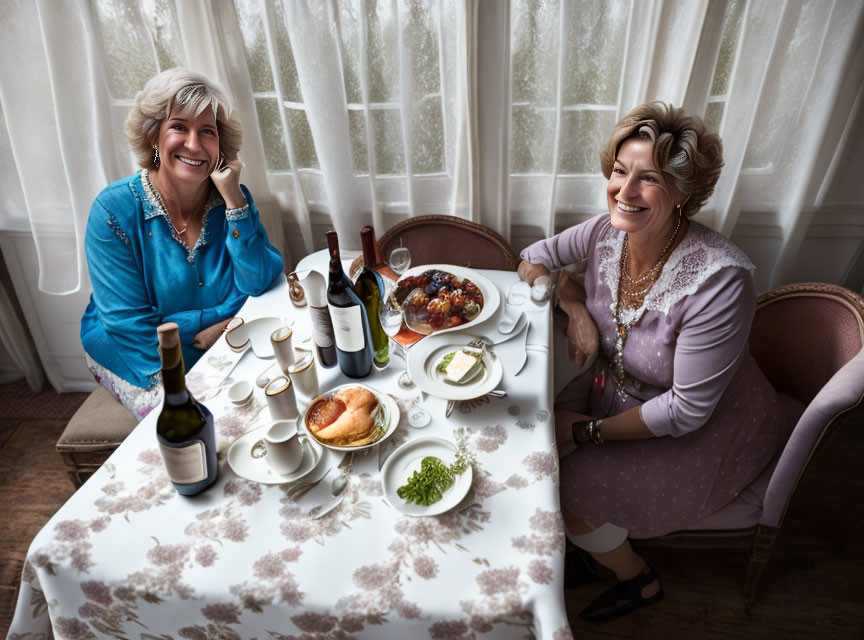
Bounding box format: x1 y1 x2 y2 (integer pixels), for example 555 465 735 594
407 335 504 401
381 437 473 517
227 423 323 485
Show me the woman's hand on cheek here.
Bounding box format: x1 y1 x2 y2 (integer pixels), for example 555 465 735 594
210 157 246 210
517 259 549 285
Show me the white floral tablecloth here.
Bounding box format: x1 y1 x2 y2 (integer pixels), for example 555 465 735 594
9 257 571 640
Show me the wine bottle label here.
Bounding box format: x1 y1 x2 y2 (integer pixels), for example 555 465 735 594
328 303 365 352
158 441 207 484
309 305 335 348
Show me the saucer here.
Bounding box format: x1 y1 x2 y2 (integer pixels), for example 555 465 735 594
227 423 323 485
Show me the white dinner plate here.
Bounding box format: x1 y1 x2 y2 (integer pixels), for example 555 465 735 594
303 384 401 452
381 437 473 517
407 334 504 401
394 264 500 336
227 422 326 485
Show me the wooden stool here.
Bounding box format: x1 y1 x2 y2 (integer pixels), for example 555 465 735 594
56 385 138 488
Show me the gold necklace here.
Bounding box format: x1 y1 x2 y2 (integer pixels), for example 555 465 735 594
143 169 201 238
611 214 684 399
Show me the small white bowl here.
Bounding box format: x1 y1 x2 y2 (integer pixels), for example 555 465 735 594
227 380 253 405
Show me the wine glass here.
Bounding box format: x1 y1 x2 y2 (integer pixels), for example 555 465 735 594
379 286 431 428
389 245 412 276
379 289 411 388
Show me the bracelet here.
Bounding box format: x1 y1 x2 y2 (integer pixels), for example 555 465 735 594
572 419 604 445
225 202 249 221
587 419 604 445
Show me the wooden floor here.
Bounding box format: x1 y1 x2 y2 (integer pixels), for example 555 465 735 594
1 414 862 638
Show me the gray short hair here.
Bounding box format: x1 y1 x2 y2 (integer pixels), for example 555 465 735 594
124 68 242 170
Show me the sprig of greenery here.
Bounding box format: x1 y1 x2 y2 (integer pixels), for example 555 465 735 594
396 431 477 507
397 456 455 506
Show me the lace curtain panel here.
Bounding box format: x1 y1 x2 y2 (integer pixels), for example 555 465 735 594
0 1 862 389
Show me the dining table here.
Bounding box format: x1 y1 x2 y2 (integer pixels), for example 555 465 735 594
8 250 572 640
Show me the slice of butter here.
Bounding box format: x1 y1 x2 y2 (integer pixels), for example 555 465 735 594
445 350 479 383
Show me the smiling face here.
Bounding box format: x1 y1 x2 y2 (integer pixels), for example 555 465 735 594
154 105 219 186
607 137 683 240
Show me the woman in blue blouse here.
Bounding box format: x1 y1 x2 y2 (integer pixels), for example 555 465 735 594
81 68 283 419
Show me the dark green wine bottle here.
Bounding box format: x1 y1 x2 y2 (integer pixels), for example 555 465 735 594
155 323 218 495
355 226 389 368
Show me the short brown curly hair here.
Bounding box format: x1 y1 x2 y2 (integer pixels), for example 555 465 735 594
600 102 723 217
124 68 242 170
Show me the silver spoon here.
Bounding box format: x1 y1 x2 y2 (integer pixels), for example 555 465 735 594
255 362 280 388
330 453 354 497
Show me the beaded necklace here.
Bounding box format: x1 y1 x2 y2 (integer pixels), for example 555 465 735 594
611 213 684 400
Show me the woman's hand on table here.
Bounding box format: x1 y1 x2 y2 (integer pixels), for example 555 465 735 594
193 318 235 350
210 157 246 210
557 272 599 367
517 259 550 286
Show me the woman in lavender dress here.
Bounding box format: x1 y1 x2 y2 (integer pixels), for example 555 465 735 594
519 103 787 621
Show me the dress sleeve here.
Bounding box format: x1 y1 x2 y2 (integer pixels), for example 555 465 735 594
224 185 284 295
519 214 606 269
85 198 162 382
639 267 756 438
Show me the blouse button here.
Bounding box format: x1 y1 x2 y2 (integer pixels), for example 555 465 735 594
232 229 240 239
199 281 205 287
148 232 152 237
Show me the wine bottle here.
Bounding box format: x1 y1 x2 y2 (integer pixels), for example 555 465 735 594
309 305 338 369
326 230 373 378
355 226 390 368
155 323 218 495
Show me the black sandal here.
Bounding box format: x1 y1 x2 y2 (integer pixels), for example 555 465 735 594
579 564 663 622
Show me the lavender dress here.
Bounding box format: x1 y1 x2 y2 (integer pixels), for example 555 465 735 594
522 215 787 538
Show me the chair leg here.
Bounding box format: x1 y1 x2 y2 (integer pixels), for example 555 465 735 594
744 524 780 604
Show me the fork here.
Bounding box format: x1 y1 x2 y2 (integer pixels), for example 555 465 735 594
285 468 332 500
467 336 493 352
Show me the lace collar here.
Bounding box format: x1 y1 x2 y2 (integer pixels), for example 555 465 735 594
596 220 755 325
140 169 223 264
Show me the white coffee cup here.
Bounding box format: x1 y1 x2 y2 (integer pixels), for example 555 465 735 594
263 420 304 475
265 375 299 420
287 353 319 399
271 326 296 374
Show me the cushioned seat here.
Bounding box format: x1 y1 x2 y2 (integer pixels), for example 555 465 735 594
56 385 138 488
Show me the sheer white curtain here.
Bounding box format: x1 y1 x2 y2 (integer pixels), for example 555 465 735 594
0 0 863 391
487 0 864 292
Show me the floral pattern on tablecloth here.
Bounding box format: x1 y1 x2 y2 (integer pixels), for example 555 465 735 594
9 274 572 640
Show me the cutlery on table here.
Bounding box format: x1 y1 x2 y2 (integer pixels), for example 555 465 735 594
255 361 281 388
286 467 332 500
497 308 524 334
330 452 354 497
513 321 531 376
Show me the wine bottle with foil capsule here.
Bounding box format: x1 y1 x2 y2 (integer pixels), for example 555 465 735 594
155 322 218 495
326 230 373 378
355 226 389 368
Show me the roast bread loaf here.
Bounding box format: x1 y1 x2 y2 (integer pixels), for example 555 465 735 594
309 387 379 445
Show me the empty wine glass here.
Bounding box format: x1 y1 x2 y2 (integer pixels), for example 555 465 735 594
380 288 413 389
389 245 412 276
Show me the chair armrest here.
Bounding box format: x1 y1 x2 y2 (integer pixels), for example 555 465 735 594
761 349 864 527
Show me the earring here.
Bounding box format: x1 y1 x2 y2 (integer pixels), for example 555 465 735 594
676 203 683 215
153 146 160 166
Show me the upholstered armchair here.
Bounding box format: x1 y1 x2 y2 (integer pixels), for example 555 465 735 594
635 282 864 603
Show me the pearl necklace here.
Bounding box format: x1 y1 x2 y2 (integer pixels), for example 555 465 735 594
611 214 684 400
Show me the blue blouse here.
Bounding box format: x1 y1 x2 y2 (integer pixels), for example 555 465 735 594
81 171 284 388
